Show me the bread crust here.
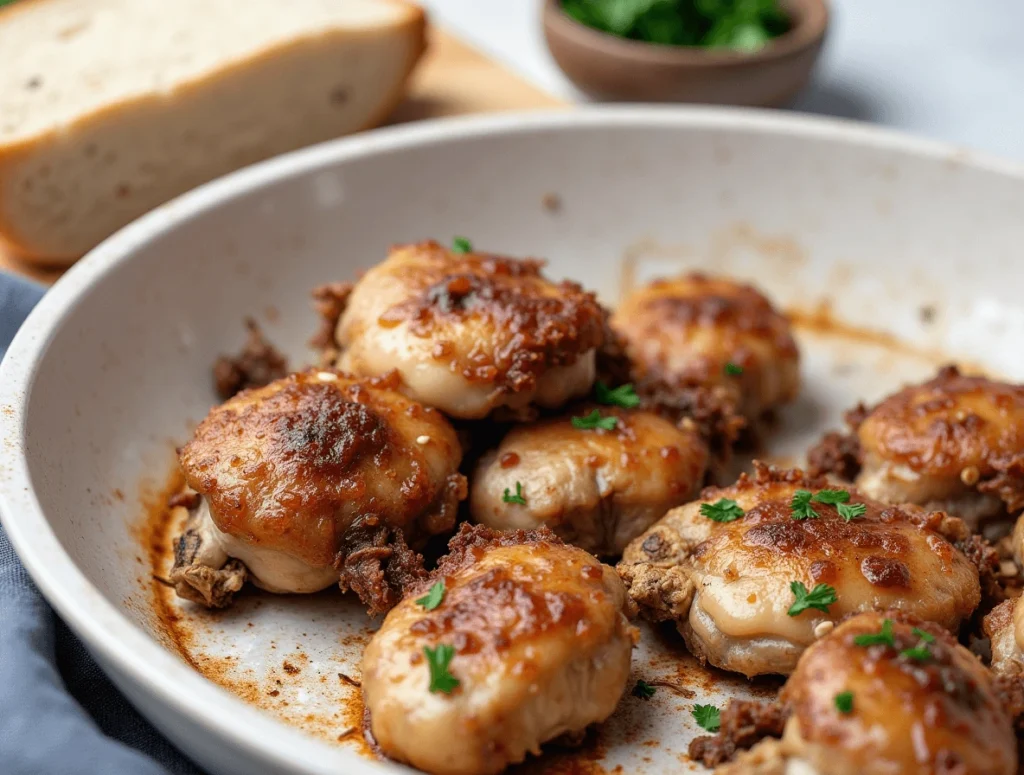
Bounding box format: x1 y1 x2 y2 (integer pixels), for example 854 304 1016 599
0 0 427 264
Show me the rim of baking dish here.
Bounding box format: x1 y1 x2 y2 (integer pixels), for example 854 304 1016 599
3 105 1024 774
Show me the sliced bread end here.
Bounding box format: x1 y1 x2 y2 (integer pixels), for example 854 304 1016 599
0 1 426 264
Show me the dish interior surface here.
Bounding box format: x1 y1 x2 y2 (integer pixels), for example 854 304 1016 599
5 109 1024 775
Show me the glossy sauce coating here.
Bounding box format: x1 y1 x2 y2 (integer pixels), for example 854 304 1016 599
612 274 799 421
179 369 465 568
333 242 606 418
856 366 1024 521
362 525 636 775
779 611 1016 775
617 465 980 677
470 407 709 555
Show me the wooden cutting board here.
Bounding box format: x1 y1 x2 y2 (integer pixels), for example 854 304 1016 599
0 29 566 285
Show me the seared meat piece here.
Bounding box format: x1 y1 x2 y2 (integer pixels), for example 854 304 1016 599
322 241 607 419
170 369 466 614
612 273 799 425
716 612 1016 775
362 525 636 775
470 406 708 556
618 464 981 677
809 366 1024 529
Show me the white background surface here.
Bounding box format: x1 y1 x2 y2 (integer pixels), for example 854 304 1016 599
421 0 1024 160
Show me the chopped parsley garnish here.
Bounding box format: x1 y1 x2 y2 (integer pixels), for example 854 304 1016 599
424 644 460 694
787 581 837 617
692 703 721 733
502 481 527 505
837 502 867 521
812 489 851 505
632 680 656 700
595 381 641 408
572 409 618 431
901 628 936 662
700 498 744 523
451 236 472 254
900 644 933 662
790 490 818 520
853 618 896 648
724 362 744 376
561 0 789 53
791 488 863 521
834 691 854 714
912 627 936 643
415 581 445 611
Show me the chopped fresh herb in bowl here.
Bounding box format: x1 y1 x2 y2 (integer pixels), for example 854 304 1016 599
562 0 790 52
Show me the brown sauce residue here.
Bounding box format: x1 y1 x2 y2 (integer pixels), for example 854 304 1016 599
140 464 377 751
787 302 991 374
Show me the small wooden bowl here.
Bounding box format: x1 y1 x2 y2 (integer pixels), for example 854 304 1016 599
543 0 829 105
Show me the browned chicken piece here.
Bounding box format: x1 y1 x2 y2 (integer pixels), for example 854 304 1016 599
469 406 709 556
361 524 637 775
617 464 983 677
985 596 1024 677
715 611 1017 775
809 366 1024 530
984 514 1024 677
169 369 467 615
612 274 800 425
319 241 607 420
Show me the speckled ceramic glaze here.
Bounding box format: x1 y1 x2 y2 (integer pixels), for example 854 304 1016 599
3 108 1024 775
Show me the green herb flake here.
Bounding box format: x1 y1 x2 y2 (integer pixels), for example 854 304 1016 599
837 502 867 521
700 498 744 523
451 236 472 254
834 691 854 714
692 703 721 733
790 490 818 520
812 489 851 505
793 489 863 521
502 481 528 505
912 627 936 643
853 618 896 648
595 381 641 408
424 644 460 694
724 362 744 376
787 581 837 617
415 581 446 611
900 644 933 663
632 680 656 700
571 409 618 431
561 0 789 52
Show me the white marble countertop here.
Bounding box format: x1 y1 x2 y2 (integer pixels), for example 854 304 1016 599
421 0 1024 160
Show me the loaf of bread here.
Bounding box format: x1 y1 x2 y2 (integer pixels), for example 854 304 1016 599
0 0 426 265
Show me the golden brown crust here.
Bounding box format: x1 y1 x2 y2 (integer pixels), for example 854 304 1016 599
612 273 799 421
811 368 1024 526
370 241 605 391
469 407 710 556
412 523 565 598
781 610 1017 775
361 522 635 775
859 366 1024 474
618 464 982 677
179 369 465 569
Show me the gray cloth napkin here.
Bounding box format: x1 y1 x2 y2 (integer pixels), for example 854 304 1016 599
0 271 200 775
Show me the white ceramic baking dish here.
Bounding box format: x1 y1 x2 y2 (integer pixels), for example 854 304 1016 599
3 107 1024 775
